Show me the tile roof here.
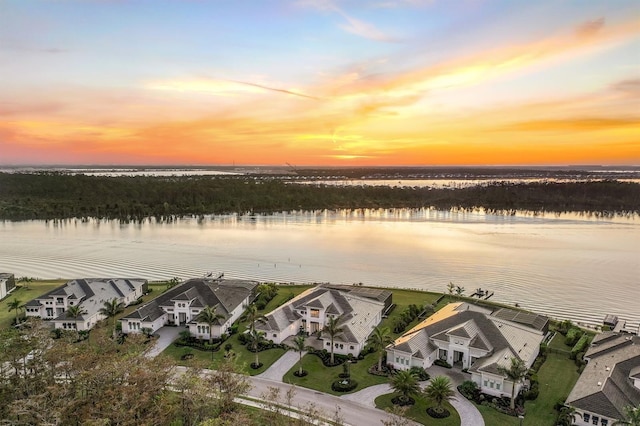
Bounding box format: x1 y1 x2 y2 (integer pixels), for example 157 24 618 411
389 302 545 375
123 278 258 324
566 334 640 420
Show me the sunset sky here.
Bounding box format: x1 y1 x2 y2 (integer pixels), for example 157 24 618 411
1 1 639 166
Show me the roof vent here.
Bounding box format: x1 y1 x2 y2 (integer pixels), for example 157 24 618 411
606 367 610 371
597 381 602 386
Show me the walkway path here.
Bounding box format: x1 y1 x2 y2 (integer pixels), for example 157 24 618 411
256 349 304 381
144 326 182 358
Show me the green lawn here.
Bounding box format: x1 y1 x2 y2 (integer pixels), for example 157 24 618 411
474 351 580 426
523 352 579 426
282 350 389 395
261 285 311 312
547 332 572 352
375 393 460 426
0 280 66 328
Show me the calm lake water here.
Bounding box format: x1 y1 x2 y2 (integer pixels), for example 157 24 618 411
1 208 638 330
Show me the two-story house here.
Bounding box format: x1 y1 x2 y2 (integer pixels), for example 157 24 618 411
121 278 258 340
255 284 389 356
386 302 547 398
566 331 640 426
24 278 147 330
0 273 16 300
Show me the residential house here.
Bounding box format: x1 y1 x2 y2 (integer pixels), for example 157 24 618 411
24 278 147 330
565 332 640 426
121 278 258 340
386 302 546 398
255 284 388 356
0 273 16 300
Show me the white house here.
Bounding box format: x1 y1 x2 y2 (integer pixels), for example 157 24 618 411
255 284 388 356
121 278 258 340
386 302 547 398
24 278 147 331
566 332 640 426
0 273 16 300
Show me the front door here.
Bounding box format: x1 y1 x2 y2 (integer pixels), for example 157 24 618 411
179 313 186 325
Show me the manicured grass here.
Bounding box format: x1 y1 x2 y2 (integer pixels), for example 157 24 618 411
283 351 389 395
547 332 572 352
474 403 514 425
263 285 311 312
161 337 286 375
377 289 442 339
0 280 66 328
375 393 461 426
523 352 579 426
119 282 168 318
474 351 581 426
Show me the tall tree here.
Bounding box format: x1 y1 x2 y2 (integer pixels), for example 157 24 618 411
241 303 267 334
323 315 344 364
292 335 308 375
424 376 455 414
614 404 640 426
8 298 23 324
246 329 267 367
66 304 87 319
497 357 529 410
557 406 579 426
196 305 226 345
389 370 421 405
98 298 124 339
366 326 392 371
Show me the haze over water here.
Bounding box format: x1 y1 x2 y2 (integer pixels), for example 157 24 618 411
1 208 638 331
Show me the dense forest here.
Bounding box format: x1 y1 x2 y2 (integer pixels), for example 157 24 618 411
0 173 638 221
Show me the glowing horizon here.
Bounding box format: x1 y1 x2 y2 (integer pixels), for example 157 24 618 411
1 1 639 166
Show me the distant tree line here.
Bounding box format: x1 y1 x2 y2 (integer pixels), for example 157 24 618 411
0 173 638 221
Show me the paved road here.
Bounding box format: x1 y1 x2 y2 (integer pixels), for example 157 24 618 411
247 375 418 426
257 349 304 381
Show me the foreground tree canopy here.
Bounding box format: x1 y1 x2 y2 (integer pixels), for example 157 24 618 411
0 173 638 221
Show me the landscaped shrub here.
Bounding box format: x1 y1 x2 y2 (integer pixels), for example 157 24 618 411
426 407 450 418
434 359 452 369
458 380 480 400
393 304 424 333
391 396 415 406
409 366 430 381
565 327 583 346
571 334 590 359
331 378 358 392
308 348 347 367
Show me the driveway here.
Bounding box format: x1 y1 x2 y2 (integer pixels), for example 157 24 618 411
342 366 484 426
257 349 304 381
145 326 183 358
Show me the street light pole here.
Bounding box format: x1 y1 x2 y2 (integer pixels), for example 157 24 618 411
518 415 524 426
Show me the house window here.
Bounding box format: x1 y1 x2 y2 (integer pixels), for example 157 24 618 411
310 309 319 318
350 345 354 350
57 298 64 303
326 342 330 346
273 334 277 338
483 380 488 387
601 420 608 426
584 414 590 422
496 383 501 390
592 417 598 425
395 357 399 363
489 382 494 388
339 344 343 349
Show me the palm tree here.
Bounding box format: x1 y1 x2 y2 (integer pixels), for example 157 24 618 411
66 304 87 330
323 315 344 364
292 335 308 375
557 406 579 426
497 356 529 410
241 303 267 334
424 376 455 414
196 305 226 345
389 370 421 405
366 326 392 372
614 404 640 426
98 298 124 339
8 298 23 324
246 329 267 367
455 286 465 296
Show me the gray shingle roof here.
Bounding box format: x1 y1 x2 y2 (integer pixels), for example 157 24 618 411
123 278 258 323
566 334 640 420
